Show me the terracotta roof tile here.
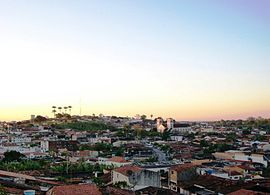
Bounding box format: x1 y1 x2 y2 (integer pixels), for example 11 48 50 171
105 187 134 195
109 156 129 163
170 163 196 172
46 184 101 195
114 165 142 176
228 189 263 195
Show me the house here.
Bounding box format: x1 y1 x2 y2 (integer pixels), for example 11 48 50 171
228 189 268 195
213 151 269 167
10 136 31 144
46 184 101 195
124 143 154 161
112 165 161 190
98 156 132 167
135 186 177 195
168 163 197 193
43 140 79 152
69 150 99 162
103 186 134 195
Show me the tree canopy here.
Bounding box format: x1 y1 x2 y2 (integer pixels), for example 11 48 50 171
3 151 25 162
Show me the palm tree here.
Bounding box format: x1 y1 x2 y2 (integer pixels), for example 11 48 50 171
64 106 68 114
58 107 62 114
133 124 142 140
52 106 57 118
141 115 147 128
123 124 129 138
68 106 72 115
150 114 154 129
52 109 57 118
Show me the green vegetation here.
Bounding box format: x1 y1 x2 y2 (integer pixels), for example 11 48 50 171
263 166 270 177
0 185 7 195
114 147 125 156
2 151 26 162
225 133 237 142
50 162 107 175
94 143 112 152
201 143 235 158
141 130 161 138
144 156 158 162
161 130 171 141
112 181 128 188
253 134 265 141
34 115 47 123
217 117 270 132
0 160 48 172
92 177 104 187
56 121 115 131
51 162 93 174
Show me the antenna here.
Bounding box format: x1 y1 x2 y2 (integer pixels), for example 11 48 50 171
79 98 82 116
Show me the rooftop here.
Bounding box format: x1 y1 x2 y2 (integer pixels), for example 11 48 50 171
114 165 142 176
46 184 101 195
170 163 196 172
109 156 129 163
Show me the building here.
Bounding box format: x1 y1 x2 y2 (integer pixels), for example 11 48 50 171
124 144 154 161
112 165 161 190
156 117 191 134
98 156 132 167
213 151 269 167
169 163 197 193
156 117 166 133
43 140 79 152
11 136 31 144
46 184 101 195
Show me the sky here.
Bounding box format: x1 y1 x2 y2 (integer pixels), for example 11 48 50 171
0 0 269 121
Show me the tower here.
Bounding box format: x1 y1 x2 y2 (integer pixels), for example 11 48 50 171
166 118 174 129
156 117 163 128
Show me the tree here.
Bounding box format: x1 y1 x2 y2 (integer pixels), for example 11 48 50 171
92 177 104 187
161 130 171 141
113 181 128 189
68 106 72 115
200 140 208 147
123 124 130 138
0 185 7 195
3 151 25 162
56 113 63 119
34 115 47 123
52 106 57 118
242 129 251 135
141 115 147 121
115 148 124 156
58 107 62 114
141 115 147 128
133 124 143 139
64 106 68 114
226 133 237 142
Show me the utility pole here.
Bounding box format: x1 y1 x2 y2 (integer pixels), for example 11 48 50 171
79 98 82 116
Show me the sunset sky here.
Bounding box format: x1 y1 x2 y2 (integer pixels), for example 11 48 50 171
0 0 269 121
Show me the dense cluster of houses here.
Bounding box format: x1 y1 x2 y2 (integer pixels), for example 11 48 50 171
0 115 270 194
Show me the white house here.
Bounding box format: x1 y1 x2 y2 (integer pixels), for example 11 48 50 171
98 156 132 167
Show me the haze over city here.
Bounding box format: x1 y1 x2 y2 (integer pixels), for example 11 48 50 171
0 0 269 121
